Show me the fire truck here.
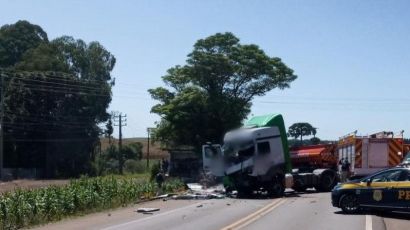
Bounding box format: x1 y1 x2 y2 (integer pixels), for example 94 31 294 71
337 131 405 178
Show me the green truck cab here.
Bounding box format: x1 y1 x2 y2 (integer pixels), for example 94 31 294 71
203 114 338 197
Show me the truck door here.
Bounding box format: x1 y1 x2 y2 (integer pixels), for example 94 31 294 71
202 144 224 177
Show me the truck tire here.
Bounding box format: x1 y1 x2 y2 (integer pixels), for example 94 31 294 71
293 186 307 193
237 186 253 198
292 178 307 193
268 175 285 197
224 186 233 194
315 171 337 192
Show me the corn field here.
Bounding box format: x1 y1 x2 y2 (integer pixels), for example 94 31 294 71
0 176 184 229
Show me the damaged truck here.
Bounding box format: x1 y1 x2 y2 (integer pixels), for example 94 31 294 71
202 114 338 197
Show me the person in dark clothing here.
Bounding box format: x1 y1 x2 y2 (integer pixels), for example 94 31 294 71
155 171 165 195
161 158 169 174
339 158 351 182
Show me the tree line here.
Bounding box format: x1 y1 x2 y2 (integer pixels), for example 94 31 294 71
0 20 115 177
0 21 301 178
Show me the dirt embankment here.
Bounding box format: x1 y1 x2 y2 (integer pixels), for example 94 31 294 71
0 179 69 193
100 137 169 159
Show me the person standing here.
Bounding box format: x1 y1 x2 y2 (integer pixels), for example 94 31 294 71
155 171 165 196
339 158 351 182
161 158 169 174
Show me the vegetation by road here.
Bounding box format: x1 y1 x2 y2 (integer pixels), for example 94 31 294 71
288 122 317 141
0 20 115 178
149 32 297 149
0 174 184 229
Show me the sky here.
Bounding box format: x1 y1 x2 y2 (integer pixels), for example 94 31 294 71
1 0 410 140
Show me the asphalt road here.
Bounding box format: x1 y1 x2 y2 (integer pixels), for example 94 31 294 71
33 192 409 230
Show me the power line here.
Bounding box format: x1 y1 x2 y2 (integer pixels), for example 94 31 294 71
14 73 144 88
6 79 151 97
4 138 98 142
6 86 111 97
0 70 153 93
9 76 109 91
2 117 97 125
4 82 152 99
8 81 109 93
4 112 103 120
0 69 112 85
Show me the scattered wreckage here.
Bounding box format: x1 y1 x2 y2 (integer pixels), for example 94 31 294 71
136 183 225 215
163 183 225 200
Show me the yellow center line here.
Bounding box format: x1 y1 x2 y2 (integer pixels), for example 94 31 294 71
221 198 286 230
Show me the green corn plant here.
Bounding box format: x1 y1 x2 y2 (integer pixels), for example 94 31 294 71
0 175 184 230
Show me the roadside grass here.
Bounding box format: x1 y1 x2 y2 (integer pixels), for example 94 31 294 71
0 174 184 229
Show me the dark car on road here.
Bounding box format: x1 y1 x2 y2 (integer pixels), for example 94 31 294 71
331 166 410 214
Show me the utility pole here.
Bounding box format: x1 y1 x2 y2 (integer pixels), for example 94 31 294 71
146 127 154 169
113 112 127 174
0 74 4 180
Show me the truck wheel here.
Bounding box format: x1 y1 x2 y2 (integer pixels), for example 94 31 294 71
268 177 285 197
316 172 336 192
293 186 307 193
225 186 233 194
339 194 360 214
237 186 253 198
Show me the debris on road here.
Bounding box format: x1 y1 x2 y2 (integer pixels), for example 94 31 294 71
153 193 178 202
187 183 203 192
196 204 203 208
156 194 171 199
171 183 226 200
135 208 160 213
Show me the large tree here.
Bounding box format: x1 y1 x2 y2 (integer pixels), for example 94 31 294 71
0 20 48 67
0 21 115 177
288 122 316 142
149 32 297 148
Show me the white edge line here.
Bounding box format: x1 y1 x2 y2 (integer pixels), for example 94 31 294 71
101 201 203 230
366 215 373 230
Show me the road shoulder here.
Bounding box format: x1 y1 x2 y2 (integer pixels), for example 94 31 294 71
30 198 202 230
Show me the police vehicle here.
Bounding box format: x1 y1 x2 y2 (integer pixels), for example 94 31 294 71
331 166 410 214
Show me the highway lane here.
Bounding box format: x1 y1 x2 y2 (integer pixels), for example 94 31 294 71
243 192 368 230
242 192 409 230
101 198 274 230
33 192 409 230
33 197 273 230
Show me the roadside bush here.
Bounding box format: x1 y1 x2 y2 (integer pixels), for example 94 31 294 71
150 161 161 181
103 159 120 175
124 159 145 174
0 176 184 229
92 143 145 176
122 143 143 160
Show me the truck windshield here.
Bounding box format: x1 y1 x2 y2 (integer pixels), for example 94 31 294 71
222 142 235 157
223 140 254 158
238 140 255 157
